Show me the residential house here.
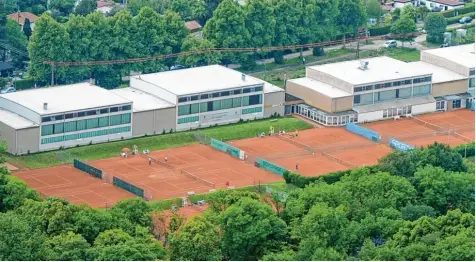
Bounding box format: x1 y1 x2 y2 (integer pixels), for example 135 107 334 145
7 12 39 31
97 1 115 15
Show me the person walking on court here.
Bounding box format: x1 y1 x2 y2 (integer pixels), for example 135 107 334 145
165 156 168 163
296 163 299 171
226 181 230 188
148 157 152 165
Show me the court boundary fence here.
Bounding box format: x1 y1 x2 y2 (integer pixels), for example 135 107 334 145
73 159 103 179
113 176 145 198
255 158 289 176
346 122 380 142
210 138 245 160
389 138 415 152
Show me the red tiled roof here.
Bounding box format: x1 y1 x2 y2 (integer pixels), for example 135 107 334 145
382 4 393 11
184 20 202 31
97 1 114 8
430 0 464 6
7 12 39 25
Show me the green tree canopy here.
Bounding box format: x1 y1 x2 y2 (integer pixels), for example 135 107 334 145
390 14 417 47
424 12 447 44
365 0 383 20
177 35 221 67
74 0 97 16
22 17 32 40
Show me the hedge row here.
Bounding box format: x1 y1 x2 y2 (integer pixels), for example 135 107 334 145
454 142 475 158
441 3 475 18
13 78 36 90
369 25 391 36
446 23 474 33
446 12 475 25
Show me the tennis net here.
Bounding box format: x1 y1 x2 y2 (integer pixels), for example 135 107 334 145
321 152 357 168
140 154 174 169
181 170 216 188
411 116 446 132
276 135 316 153
453 131 474 143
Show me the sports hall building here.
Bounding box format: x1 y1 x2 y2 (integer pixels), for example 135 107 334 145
286 44 475 126
0 65 285 155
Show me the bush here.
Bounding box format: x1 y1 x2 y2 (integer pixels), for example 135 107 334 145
369 25 392 36
13 78 36 90
454 142 475 158
441 3 475 18
312 47 325 56
0 78 7 89
446 12 475 25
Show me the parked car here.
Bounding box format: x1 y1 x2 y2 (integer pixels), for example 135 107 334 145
0 87 16 94
440 43 449 48
459 17 472 24
170 65 186 71
383 40 397 48
381 33 394 40
417 28 426 34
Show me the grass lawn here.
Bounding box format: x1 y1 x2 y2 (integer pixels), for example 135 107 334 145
383 47 420 62
7 117 313 169
465 155 475 164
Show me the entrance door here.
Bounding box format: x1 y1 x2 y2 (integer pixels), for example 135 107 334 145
397 108 404 116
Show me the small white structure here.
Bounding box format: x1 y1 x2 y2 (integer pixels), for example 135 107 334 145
394 0 413 9
97 1 114 15
414 0 464 11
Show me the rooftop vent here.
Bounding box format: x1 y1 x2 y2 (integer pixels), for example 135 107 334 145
242 73 246 81
359 60 369 70
43 103 48 110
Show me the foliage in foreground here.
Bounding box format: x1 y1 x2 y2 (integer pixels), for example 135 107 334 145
1 138 475 260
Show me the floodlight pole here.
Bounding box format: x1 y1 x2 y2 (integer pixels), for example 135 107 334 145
51 63 55 86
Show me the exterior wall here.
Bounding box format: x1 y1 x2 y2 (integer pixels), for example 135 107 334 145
332 96 354 112
132 107 176 136
306 68 354 94
263 91 285 117
16 127 40 155
421 52 469 76
412 102 437 114
432 79 469 97
0 121 17 154
130 77 177 104
97 6 113 14
0 97 41 123
394 2 411 8
357 110 383 123
424 1 463 10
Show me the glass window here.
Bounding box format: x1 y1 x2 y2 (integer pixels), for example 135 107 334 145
190 103 199 114
41 125 54 136
178 97 188 103
100 108 109 114
42 117 51 123
200 94 209 100
98 116 109 127
78 112 86 117
249 94 262 105
110 107 119 113
469 77 475 88
413 78 421 84
121 113 131 124
64 121 76 133
233 89 242 95
122 105 132 111
177 116 199 124
212 100 221 111
86 110 97 116
110 115 121 126
191 95 199 101
399 87 412 98
54 123 64 134
77 120 86 130
424 76 432 82
200 102 208 113
452 100 461 109
255 86 263 92
243 88 251 93
221 98 233 110
470 70 475 76
354 95 361 104
86 118 99 129
378 90 397 101
178 104 191 116
53 114 64 120
404 80 412 85
360 93 373 105
414 84 431 96
65 113 74 119
354 87 363 92
393 81 401 87
242 107 262 114
212 92 220 98
220 91 230 96
233 97 241 108
384 82 392 88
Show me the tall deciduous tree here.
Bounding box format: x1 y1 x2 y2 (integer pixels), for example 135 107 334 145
336 0 366 46
28 13 71 85
169 216 222 260
177 35 221 67
272 0 300 63
402 4 418 22
203 0 250 65
109 9 137 78
22 17 32 40
365 0 382 20
424 13 447 44
390 14 417 47
162 10 188 66
42 232 90 260
74 0 97 16
65 14 93 83
245 0 275 48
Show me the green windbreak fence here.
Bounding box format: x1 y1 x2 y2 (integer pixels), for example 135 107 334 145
74 159 103 179
113 177 144 198
210 138 241 159
256 158 289 176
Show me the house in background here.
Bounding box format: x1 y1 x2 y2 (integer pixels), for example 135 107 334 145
394 0 413 9
7 12 39 31
418 0 465 11
185 20 203 39
96 1 115 15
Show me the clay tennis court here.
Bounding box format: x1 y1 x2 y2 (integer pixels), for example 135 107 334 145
90 144 282 200
14 165 134 208
363 110 474 147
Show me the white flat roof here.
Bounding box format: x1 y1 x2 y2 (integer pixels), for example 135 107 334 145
309 56 433 85
110 88 175 112
422 44 475 69
0 109 38 129
411 61 467 83
133 65 264 96
246 75 283 94
288 77 352 98
0 83 132 115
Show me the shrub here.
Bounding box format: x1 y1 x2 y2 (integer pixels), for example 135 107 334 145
13 78 36 90
446 12 475 25
369 25 392 36
454 142 475 158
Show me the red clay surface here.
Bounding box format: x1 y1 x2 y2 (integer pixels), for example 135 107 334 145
14 165 134 208
90 144 282 200
363 110 475 147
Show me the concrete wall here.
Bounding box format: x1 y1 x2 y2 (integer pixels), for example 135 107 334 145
132 107 176 136
412 102 437 114
332 96 354 112
421 52 469 76
263 91 285 117
358 110 383 123
432 79 469 97
16 127 40 155
306 68 354 94
0 121 16 154
130 77 177 104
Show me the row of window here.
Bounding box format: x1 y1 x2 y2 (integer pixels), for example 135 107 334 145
41 105 132 123
178 94 262 116
469 77 475 88
242 106 262 115
177 116 199 124
354 85 431 105
294 105 358 126
41 113 131 136
41 126 131 144
470 69 474 76
353 76 432 93
177 86 264 103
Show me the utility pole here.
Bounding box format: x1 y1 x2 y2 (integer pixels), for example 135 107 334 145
51 63 55 86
